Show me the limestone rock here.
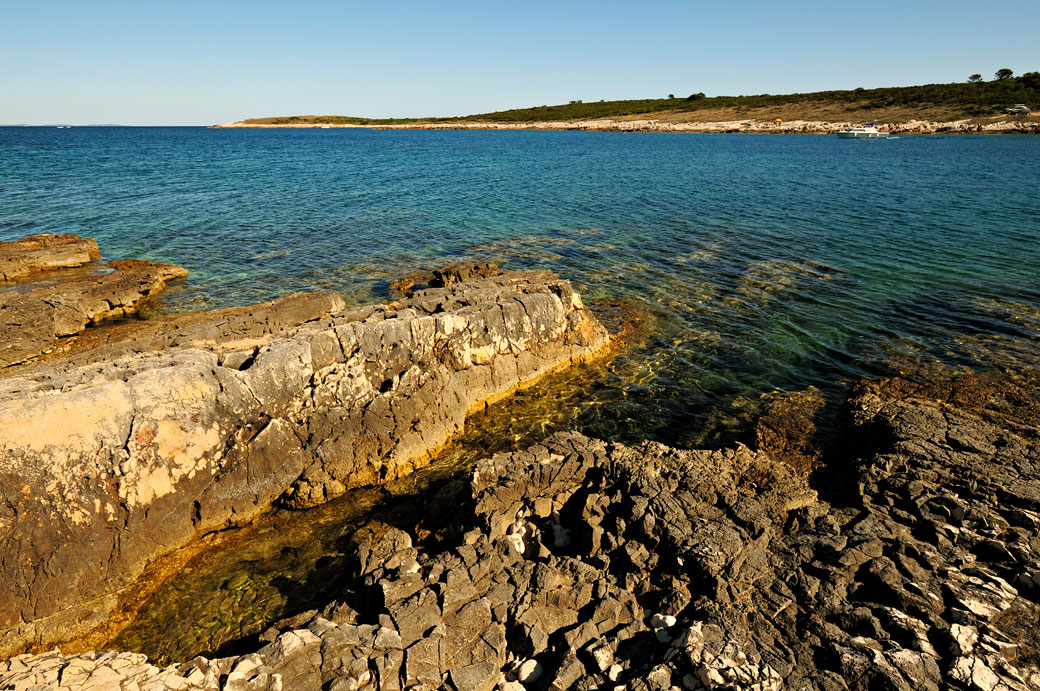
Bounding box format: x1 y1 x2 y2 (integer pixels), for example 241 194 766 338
516 658 543 684
0 268 608 657
2 374 1038 691
0 233 100 281
0 256 188 367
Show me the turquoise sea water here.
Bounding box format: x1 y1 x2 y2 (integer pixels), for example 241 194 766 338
2 126 1040 451
4 126 1040 659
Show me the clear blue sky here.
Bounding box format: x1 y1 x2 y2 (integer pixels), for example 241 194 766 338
2 0 1038 125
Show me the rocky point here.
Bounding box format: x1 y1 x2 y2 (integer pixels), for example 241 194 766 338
0 240 608 659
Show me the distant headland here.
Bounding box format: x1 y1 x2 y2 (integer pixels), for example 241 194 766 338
214 75 1039 134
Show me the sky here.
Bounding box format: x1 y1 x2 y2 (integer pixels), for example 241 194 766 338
2 0 1038 125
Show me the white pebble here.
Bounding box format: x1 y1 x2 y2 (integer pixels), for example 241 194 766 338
505 533 525 554
517 659 543 684
649 613 677 629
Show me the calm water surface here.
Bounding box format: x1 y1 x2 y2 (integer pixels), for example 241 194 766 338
2 126 1039 659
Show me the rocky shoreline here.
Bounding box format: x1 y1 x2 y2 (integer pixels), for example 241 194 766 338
211 118 1040 135
2 373 1037 690
1 235 1038 691
0 237 608 661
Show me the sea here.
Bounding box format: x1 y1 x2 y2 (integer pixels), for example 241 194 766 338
2 125 1039 659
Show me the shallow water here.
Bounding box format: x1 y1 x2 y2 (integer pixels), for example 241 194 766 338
3 127 1039 660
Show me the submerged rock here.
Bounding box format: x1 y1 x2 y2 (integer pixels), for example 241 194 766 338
0 266 608 657
753 385 826 473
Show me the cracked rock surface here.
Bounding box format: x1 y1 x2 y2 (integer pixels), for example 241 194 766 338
4 373 1036 690
0 269 607 658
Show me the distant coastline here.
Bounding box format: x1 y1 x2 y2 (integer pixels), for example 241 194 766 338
212 76 1040 134
211 117 1038 135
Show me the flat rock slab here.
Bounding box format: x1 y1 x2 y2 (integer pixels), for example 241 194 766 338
0 234 100 281
0 257 189 368
16 289 347 369
0 269 608 656
4 374 1037 690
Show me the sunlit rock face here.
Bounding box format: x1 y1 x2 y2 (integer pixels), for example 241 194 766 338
0 267 608 657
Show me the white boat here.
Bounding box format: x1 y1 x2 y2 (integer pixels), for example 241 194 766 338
837 126 888 139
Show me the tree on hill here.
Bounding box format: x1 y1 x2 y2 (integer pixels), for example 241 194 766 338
994 68 1014 81
1020 72 1040 89
968 74 982 83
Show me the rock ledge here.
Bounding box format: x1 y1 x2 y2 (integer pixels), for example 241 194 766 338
0 268 608 658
